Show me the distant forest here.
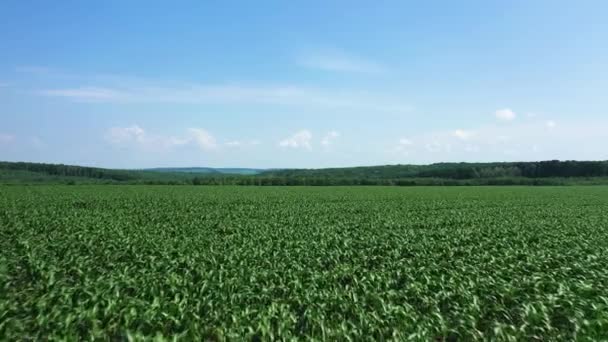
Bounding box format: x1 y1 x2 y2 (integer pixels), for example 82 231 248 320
1 160 608 186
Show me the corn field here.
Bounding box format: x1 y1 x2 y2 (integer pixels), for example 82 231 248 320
1 186 608 340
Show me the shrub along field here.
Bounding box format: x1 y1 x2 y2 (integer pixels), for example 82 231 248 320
1 186 608 340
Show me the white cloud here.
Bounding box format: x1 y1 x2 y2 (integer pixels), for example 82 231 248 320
546 120 557 129
464 145 479 153
279 130 313 150
298 49 385 74
106 125 217 151
225 141 242 147
387 118 608 163
425 141 442 153
452 129 475 140
0 133 15 144
399 138 413 146
106 125 146 144
321 131 340 146
164 136 190 148
495 108 516 121
188 128 217 151
225 139 262 148
393 138 414 155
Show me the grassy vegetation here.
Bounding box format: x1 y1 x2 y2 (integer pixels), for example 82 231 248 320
2 185 608 339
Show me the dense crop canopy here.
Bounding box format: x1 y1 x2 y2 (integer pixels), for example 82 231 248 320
1 186 608 340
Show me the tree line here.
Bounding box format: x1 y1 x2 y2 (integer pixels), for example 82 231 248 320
2 160 608 185
263 161 608 180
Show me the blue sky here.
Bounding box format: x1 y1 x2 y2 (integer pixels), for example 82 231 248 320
1 1 607 168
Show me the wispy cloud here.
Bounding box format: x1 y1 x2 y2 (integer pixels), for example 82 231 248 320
393 138 414 155
495 108 516 121
399 138 413 146
297 48 386 74
452 129 475 140
106 125 147 144
40 83 411 112
30 136 45 149
42 87 122 101
321 131 340 146
0 134 45 149
188 128 217 151
225 141 242 147
279 130 313 150
389 118 608 162
225 140 261 148
105 125 218 151
0 133 15 144
425 141 450 153
29 66 410 112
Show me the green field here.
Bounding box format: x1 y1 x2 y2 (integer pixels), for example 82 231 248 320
2 186 608 340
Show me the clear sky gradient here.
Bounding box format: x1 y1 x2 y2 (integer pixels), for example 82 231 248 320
1 1 607 168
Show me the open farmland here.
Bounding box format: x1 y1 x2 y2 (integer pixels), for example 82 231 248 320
1 186 608 340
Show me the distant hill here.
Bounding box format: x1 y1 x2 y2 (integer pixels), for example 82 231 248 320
1 160 608 185
145 167 263 175
0 161 197 184
0 161 269 184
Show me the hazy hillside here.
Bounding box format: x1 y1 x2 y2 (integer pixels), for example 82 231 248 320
0 162 196 184
145 167 263 175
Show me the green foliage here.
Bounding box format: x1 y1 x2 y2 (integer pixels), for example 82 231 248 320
2 186 608 340
3 160 608 186
263 160 608 180
0 162 196 185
